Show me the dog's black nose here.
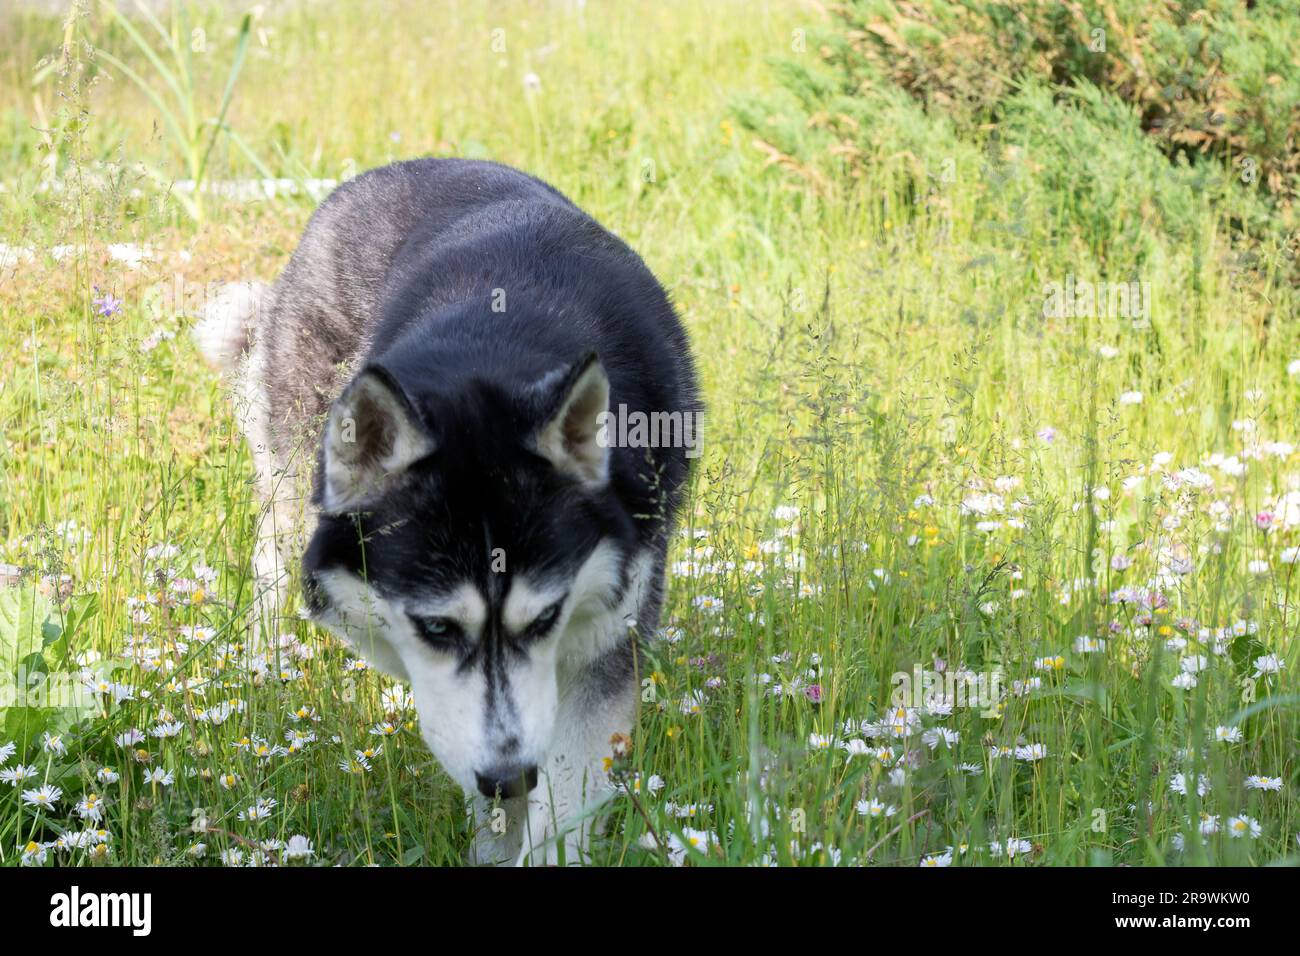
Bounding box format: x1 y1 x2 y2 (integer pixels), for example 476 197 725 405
475 764 539 799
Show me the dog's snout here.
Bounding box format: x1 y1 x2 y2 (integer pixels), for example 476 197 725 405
475 764 539 799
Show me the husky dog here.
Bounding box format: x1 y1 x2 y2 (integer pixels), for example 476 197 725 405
195 159 699 865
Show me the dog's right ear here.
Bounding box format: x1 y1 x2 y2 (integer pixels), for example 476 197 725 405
529 352 610 489
322 367 434 512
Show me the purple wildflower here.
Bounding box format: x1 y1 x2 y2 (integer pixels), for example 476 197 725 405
93 288 123 318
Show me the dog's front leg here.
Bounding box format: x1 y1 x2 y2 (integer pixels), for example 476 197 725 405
513 764 596 867
514 664 636 866
465 775 582 867
468 793 527 866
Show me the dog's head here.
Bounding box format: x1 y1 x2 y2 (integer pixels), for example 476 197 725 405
302 351 639 798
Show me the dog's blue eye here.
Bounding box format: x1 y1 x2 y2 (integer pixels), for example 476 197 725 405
530 601 562 634
415 616 461 643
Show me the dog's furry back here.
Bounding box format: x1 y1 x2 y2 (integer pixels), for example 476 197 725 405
247 159 697 497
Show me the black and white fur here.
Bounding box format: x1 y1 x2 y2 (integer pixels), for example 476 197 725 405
195 159 698 864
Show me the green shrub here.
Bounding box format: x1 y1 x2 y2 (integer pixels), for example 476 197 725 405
813 0 1299 202
736 0 1298 278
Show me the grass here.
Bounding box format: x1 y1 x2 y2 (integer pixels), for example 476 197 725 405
0 0 1296 866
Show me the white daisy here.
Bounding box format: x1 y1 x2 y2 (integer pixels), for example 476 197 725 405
21 784 62 809
1226 815 1261 839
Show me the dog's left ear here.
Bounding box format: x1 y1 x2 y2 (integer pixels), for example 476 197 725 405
322 367 434 512
530 352 610 488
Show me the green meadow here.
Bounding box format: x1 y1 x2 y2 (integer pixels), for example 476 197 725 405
0 0 1296 865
